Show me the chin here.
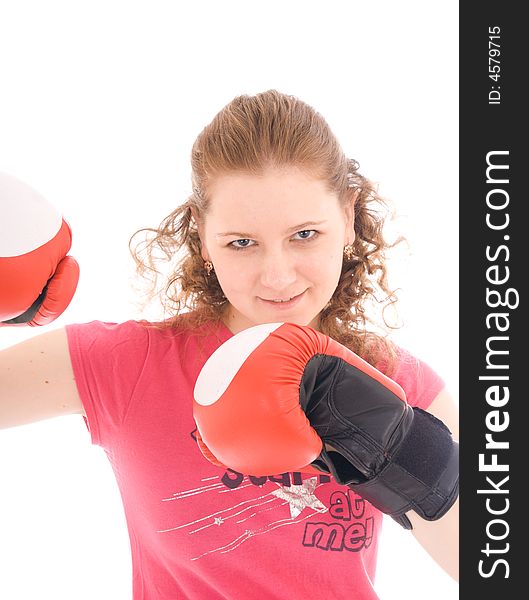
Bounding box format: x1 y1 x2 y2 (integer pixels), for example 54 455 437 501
278 314 316 327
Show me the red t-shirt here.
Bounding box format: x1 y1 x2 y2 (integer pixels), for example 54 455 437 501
65 318 444 600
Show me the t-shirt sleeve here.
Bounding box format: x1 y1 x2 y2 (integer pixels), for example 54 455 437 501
65 320 149 448
390 346 446 410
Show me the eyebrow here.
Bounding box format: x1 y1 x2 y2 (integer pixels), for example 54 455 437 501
215 221 327 238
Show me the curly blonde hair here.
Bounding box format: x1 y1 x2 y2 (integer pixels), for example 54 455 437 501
130 90 403 372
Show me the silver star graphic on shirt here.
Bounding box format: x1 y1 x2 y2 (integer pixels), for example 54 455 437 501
214 517 224 526
271 476 328 518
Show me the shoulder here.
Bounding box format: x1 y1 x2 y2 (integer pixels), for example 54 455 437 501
65 319 151 351
65 314 197 344
65 314 231 361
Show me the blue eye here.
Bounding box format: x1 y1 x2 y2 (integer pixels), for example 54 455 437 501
230 239 254 250
295 230 317 240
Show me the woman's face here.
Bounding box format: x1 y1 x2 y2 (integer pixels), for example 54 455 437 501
197 167 354 334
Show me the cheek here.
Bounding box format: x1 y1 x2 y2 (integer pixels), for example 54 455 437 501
303 246 343 279
213 257 256 292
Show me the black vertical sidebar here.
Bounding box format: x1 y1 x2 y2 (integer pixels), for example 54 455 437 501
460 3 524 597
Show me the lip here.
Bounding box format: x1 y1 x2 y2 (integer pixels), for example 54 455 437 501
259 290 306 309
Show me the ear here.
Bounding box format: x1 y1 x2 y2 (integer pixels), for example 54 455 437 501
190 207 211 262
343 191 358 246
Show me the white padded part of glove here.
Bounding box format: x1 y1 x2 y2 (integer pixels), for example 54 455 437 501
194 322 283 406
0 172 62 257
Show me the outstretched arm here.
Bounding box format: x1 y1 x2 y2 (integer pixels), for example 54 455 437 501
1 327 85 430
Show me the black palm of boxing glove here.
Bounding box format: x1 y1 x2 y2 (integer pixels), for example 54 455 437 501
300 353 459 530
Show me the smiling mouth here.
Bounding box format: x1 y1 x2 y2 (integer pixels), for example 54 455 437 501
261 291 304 303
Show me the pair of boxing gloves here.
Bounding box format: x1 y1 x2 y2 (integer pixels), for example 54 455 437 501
194 322 459 530
0 171 79 326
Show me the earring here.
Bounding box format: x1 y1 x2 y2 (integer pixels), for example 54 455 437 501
343 244 354 260
204 260 214 276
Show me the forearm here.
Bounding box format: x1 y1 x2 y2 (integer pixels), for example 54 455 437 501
409 496 459 582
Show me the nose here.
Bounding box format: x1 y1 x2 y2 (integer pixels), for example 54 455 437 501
259 248 297 292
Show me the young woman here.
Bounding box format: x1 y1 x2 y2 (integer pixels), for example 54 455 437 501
1 89 458 599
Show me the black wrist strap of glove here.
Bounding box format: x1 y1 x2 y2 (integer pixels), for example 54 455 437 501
312 407 459 530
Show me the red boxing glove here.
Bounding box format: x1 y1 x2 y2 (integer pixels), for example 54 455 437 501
194 322 324 476
0 172 80 326
193 322 403 476
194 322 459 529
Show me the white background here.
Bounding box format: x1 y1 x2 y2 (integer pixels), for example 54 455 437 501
0 1 458 599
